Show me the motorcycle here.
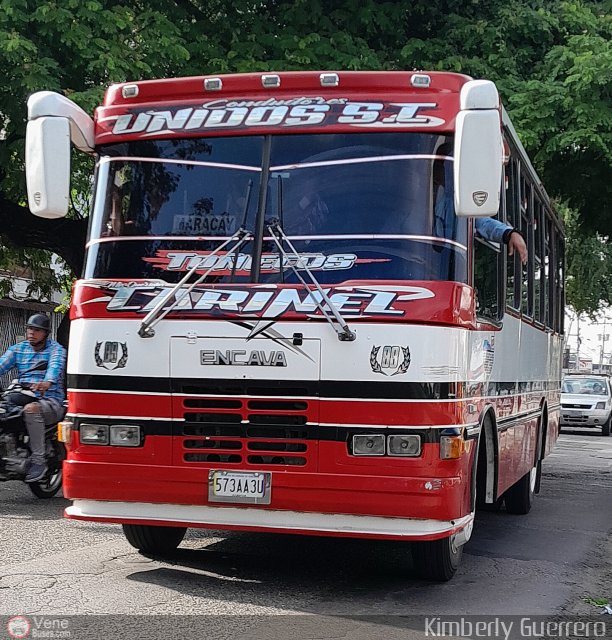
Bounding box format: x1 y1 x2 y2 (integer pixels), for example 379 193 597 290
0 361 66 498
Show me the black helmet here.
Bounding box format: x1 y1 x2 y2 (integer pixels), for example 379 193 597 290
26 313 50 333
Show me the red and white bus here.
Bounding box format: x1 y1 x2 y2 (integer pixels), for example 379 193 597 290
26 71 563 580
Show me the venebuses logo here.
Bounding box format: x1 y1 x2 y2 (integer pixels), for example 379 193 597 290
7 616 30 639
7 616 71 639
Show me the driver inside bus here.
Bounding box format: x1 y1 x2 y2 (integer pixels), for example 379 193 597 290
104 187 126 236
103 169 133 237
285 187 528 264
284 193 330 237
433 159 527 264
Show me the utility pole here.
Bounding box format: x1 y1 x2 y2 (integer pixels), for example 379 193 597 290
598 316 609 372
576 314 581 371
597 312 610 373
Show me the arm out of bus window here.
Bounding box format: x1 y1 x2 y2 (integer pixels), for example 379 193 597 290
475 218 527 264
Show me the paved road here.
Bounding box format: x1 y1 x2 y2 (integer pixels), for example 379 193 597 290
1 432 610 638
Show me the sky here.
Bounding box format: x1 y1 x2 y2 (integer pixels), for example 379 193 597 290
565 307 612 365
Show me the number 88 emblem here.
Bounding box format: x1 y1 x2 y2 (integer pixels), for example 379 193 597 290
381 345 401 369
370 345 411 376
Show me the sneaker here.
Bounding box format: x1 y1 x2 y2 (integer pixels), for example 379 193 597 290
25 462 48 483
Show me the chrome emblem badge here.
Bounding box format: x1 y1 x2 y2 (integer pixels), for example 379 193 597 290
473 191 488 206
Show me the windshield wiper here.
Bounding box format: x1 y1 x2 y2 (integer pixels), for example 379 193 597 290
267 222 356 342
138 228 252 338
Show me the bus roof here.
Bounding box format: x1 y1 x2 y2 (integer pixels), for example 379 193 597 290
94 71 475 144
102 71 473 107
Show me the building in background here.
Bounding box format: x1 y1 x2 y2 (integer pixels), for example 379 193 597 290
564 308 612 375
0 267 63 388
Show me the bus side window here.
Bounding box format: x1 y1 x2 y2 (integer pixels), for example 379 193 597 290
474 237 501 321
520 174 532 316
534 199 543 323
557 234 565 333
505 156 520 309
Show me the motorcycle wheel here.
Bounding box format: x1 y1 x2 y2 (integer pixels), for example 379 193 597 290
28 466 63 498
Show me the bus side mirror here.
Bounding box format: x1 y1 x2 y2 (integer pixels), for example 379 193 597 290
25 91 95 219
26 117 71 219
453 80 503 218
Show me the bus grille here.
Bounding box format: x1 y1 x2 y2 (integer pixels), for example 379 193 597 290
177 387 315 469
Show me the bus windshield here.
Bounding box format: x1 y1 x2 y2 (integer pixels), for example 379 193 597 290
85 133 467 284
562 378 609 395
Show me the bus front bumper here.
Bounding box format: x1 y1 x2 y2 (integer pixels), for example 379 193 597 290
63 460 472 542
65 499 474 543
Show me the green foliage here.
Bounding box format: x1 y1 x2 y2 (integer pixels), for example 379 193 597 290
0 0 610 314
582 595 610 607
563 204 612 317
0 0 192 296
0 244 64 300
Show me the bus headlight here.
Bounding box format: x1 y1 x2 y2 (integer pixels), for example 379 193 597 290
352 434 385 456
388 434 421 456
110 425 141 447
80 423 109 445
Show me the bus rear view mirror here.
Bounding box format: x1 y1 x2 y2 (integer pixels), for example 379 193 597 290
26 91 95 219
453 80 503 217
26 117 71 219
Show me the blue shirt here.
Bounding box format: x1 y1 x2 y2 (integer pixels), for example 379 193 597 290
434 179 510 245
474 217 511 243
0 339 66 405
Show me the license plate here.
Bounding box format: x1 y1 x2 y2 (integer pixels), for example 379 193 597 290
208 470 271 505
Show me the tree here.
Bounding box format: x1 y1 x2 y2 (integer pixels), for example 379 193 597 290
563 205 612 317
1 0 610 312
0 0 193 296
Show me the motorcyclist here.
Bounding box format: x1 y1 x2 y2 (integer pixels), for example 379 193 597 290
0 314 66 482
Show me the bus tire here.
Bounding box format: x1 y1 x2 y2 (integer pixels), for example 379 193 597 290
504 464 538 515
478 497 503 512
412 535 463 582
122 524 187 554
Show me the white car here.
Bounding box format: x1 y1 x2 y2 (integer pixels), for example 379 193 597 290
561 375 612 436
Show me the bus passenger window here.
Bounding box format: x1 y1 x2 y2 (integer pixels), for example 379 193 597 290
520 176 531 316
474 237 500 321
505 157 520 309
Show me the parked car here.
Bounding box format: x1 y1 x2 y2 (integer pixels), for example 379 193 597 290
560 374 612 436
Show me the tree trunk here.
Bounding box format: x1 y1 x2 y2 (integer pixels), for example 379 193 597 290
0 197 87 275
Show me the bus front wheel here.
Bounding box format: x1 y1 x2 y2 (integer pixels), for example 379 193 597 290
122 524 187 554
412 535 463 581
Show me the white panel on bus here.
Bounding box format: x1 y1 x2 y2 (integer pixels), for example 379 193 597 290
170 337 321 381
